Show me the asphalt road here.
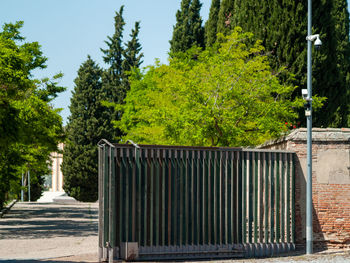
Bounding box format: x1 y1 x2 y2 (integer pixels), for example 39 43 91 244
0 202 99 262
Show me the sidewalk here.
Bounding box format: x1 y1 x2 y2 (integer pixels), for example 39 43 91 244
0 202 99 262
1 202 350 262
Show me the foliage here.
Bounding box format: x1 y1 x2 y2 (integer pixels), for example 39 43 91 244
214 0 350 127
122 21 144 92
100 6 125 140
62 6 143 202
117 29 315 147
100 6 143 140
217 0 236 36
101 5 125 93
169 0 205 54
0 22 65 208
205 0 220 47
189 0 205 49
62 57 112 202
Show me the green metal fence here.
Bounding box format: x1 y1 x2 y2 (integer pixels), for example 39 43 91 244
98 140 295 262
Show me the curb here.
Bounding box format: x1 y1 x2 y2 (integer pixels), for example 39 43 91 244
0 199 17 218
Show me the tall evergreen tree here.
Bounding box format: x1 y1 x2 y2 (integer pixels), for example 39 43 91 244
170 0 192 53
101 6 125 104
100 6 125 139
189 0 205 48
170 0 191 53
217 0 236 35
170 0 205 53
62 57 112 202
122 21 144 91
214 0 350 127
205 0 220 47
316 0 350 127
101 6 144 140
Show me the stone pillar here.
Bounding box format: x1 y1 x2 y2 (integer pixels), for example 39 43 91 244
51 143 64 192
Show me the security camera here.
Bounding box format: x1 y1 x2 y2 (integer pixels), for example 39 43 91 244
306 34 322 49
314 36 322 49
302 89 308 100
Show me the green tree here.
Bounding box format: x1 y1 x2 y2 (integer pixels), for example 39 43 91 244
217 0 236 35
214 0 350 127
101 5 125 100
121 21 144 92
117 29 316 147
100 6 143 140
314 0 350 127
205 0 220 47
170 0 191 53
189 0 205 49
62 56 112 202
0 21 65 208
170 0 205 53
100 6 125 140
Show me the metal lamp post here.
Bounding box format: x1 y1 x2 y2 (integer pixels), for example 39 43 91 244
305 0 322 254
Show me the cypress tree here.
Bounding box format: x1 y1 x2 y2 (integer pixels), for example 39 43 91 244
215 0 350 127
205 0 220 47
101 5 125 104
217 0 236 35
189 0 205 49
170 0 205 53
170 0 191 53
122 21 144 91
62 57 112 202
313 0 350 127
100 6 125 139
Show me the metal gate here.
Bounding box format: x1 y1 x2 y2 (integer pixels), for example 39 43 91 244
98 140 295 262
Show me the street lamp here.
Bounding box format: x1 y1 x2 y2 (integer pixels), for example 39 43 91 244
305 0 322 254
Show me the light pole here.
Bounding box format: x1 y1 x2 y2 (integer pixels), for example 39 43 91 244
305 0 322 254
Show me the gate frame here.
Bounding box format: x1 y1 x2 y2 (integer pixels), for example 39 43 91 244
98 140 296 262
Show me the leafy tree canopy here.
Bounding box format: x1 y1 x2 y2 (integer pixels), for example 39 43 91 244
0 21 65 208
215 0 350 127
116 28 322 147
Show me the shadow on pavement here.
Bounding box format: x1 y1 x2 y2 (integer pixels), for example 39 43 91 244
0 203 98 239
0 218 98 239
2 204 98 220
0 260 95 263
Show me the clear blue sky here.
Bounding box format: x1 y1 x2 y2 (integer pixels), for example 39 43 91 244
0 0 211 124
0 1 349 125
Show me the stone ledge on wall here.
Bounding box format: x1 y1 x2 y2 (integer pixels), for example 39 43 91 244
287 128 350 142
261 128 350 148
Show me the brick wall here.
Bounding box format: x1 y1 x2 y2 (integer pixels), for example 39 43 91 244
261 128 350 249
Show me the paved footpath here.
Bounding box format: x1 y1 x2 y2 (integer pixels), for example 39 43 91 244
0 202 99 262
1 202 350 263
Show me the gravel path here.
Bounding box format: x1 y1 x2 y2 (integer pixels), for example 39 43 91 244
0 202 99 262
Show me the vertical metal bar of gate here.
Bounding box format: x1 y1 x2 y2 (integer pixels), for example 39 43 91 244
98 144 104 262
108 146 116 262
291 154 296 244
287 152 292 245
98 139 115 262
